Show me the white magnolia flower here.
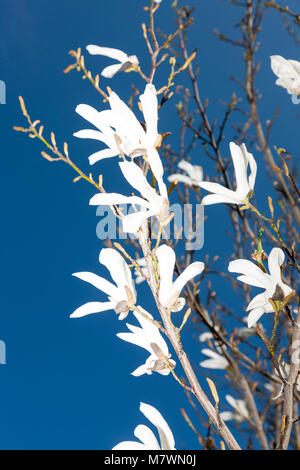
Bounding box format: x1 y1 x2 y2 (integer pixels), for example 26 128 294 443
86 45 139 78
89 161 168 233
74 84 167 197
156 244 205 312
70 248 136 320
117 308 176 376
220 395 249 423
168 160 203 187
199 142 257 205
270 55 300 95
199 348 229 370
113 402 175 450
228 247 293 328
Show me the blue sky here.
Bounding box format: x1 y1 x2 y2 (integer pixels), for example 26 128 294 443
0 0 299 449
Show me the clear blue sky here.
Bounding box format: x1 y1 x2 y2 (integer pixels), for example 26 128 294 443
0 0 299 450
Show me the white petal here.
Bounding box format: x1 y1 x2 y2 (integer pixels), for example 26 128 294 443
88 148 118 165
146 147 166 194
131 363 150 376
86 45 129 63
73 129 108 141
140 403 175 450
70 301 113 318
156 245 176 307
247 308 265 328
117 332 151 353
168 174 193 185
72 271 119 298
140 84 158 146
122 210 151 234
89 192 148 208
247 292 268 311
112 441 147 450
108 91 145 143
228 259 272 290
247 151 257 191
219 411 235 422
172 262 204 299
134 425 160 450
230 142 249 197
119 161 158 201
101 63 124 78
100 248 135 299
199 181 238 199
268 247 284 282
201 194 239 205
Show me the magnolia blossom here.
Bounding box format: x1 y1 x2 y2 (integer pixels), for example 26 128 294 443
168 160 203 187
117 308 176 376
228 247 293 328
89 161 168 233
113 402 175 450
86 45 139 78
74 83 167 197
270 55 300 95
70 248 136 320
156 244 204 312
220 395 249 423
199 348 229 370
199 142 257 205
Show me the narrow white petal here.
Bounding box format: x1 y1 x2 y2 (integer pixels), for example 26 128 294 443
101 63 124 78
172 262 204 299
70 301 113 318
201 194 239 205
134 425 160 450
140 403 175 450
199 181 238 199
131 363 150 376
229 142 249 196
140 84 158 146
168 174 193 185
247 152 257 191
100 248 135 299
86 45 129 63
116 332 151 353
247 292 268 311
156 245 176 307
146 147 165 184
229 259 272 290
119 161 158 201
219 411 235 421
89 192 148 207
73 129 108 141
72 271 119 298
112 441 147 450
88 148 118 165
267 247 285 282
247 308 265 328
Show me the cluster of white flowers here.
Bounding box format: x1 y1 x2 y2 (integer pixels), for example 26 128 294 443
71 44 295 447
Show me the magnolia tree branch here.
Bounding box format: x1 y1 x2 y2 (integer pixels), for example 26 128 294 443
279 307 300 449
137 227 241 450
